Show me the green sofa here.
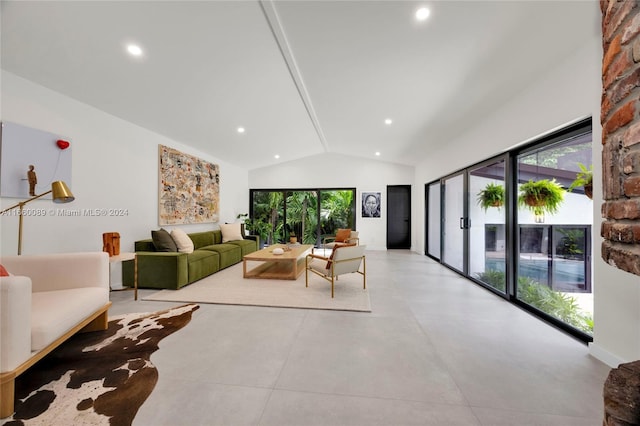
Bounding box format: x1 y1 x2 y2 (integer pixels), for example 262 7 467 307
122 230 258 290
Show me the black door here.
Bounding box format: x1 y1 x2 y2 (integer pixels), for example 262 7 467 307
387 185 411 249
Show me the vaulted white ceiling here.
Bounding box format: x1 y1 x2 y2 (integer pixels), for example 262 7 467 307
1 0 600 170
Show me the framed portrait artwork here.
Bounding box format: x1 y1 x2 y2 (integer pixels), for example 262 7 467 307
362 191 381 218
158 145 219 225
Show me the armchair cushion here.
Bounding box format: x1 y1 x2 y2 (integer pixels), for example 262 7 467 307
326 243 356 269
31 287 107 351
335 228 352 242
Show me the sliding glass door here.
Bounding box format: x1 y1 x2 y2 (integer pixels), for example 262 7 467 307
286 191 318 244
426 181 441 259
250 188 355 247
442 172 465 274
469 158 507 294
424 117 593 340
515 131 593 335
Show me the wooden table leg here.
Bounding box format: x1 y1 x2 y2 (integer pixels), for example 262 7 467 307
134 254 138 301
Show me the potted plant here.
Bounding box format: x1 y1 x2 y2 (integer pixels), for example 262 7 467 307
518 179 565 215
289 231 297 244
236 213 270 247
567 163 593 199
477 183 505 211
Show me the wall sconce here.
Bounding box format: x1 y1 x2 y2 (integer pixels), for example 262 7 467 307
534 212 545 223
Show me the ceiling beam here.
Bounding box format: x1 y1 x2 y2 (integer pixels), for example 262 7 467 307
259 0 330 153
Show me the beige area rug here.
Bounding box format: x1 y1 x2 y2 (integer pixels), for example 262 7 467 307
143 262 371 312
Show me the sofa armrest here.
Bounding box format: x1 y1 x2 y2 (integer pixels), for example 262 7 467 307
0 252 109 293
244 234 260 247
123 252 189 290
0 276 32 372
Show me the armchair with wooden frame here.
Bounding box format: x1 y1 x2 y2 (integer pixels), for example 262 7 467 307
305 244 366 298
322 228 359 251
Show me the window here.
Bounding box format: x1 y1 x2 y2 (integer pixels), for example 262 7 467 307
249 188 356 246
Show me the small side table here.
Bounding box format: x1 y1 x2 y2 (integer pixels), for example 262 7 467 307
109 252 138 300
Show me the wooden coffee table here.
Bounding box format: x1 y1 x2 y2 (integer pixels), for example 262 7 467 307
243 244 313 280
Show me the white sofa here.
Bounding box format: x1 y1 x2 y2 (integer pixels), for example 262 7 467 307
0 252 111 418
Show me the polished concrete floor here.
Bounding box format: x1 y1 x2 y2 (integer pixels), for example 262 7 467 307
109 250 610 426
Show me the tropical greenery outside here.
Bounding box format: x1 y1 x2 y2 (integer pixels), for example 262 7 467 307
247 189 355 246
476 269 593 334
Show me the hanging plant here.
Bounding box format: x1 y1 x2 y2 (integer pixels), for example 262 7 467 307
518 179 565 215
567 163 593 199
477 183 505 211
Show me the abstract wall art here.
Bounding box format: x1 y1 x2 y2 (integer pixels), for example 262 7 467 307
158 145 219 225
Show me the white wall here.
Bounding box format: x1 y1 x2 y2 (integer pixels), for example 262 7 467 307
249 153 414 251
0 71 249 256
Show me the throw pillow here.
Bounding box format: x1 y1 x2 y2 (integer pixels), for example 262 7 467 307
170 228 195 253
335 228 352 243
326 242 356 269
151 229 178 252
220 223 244 243
0 264 10 277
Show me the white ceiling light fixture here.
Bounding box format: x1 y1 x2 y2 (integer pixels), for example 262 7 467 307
415 7 430 21
237 127 245 133
384 118 393 125
375 152 381 156
274 154 280 159
126 44 143 57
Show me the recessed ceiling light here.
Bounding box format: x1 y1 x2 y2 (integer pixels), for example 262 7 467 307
384 118 393 125
274 154 280 159
375 152 381 156
126 44 143 56
237 127 245 133
415 7 430 21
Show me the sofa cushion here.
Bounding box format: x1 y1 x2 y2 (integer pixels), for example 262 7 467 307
171 228 194 253
186 251 220 282
212 230 223 244
200 244 241 269
188 231 215 250
151 229 177 252
31 287 109 351
220 223 244 242
0 264 9 276
226 239 258 256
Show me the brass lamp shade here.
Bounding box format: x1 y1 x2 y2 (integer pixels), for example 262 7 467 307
51 180 75 203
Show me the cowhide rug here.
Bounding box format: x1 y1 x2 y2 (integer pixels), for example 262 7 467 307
3 303 200 426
